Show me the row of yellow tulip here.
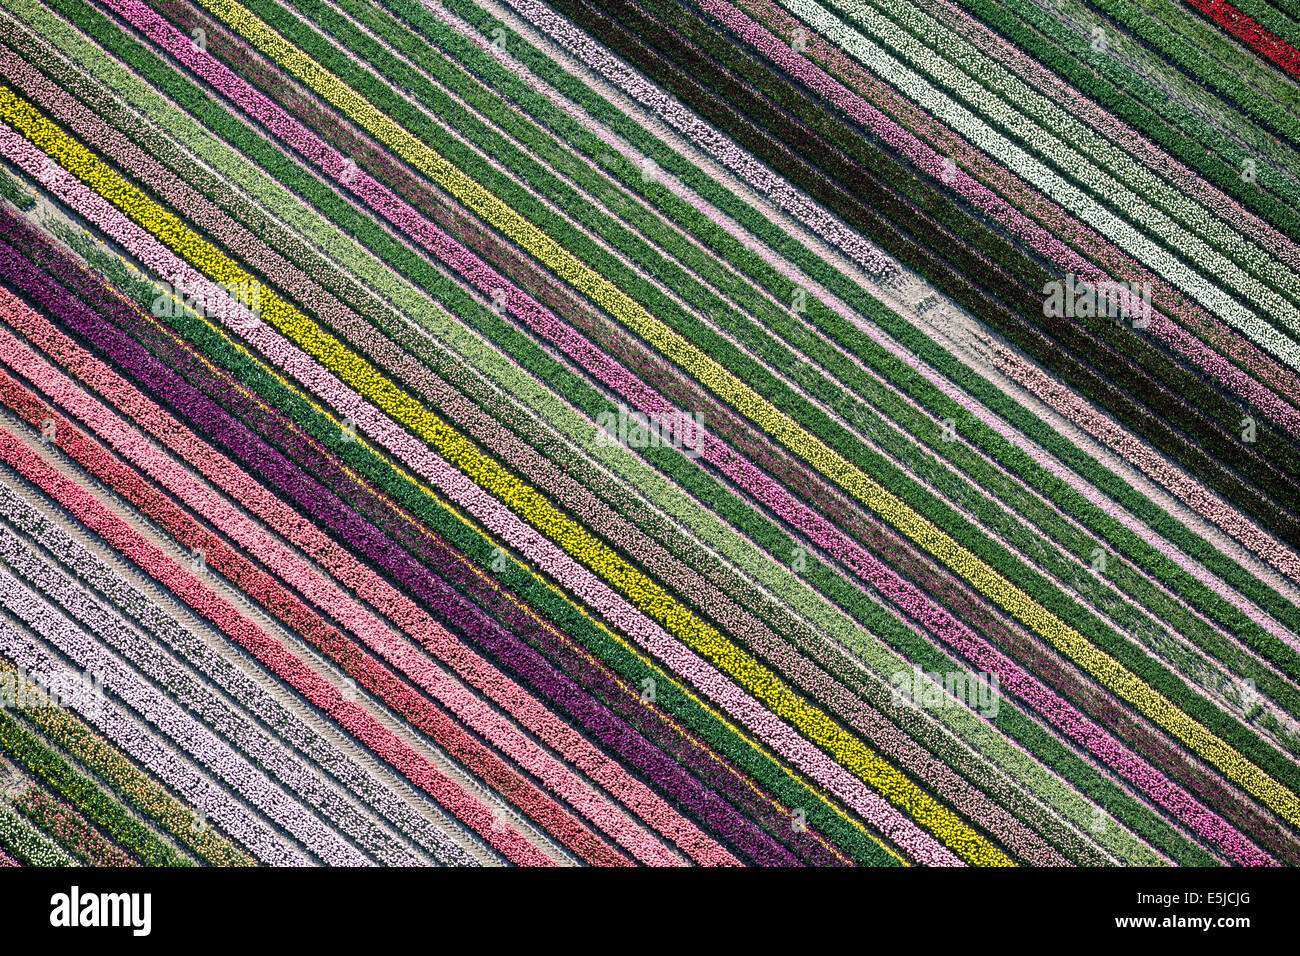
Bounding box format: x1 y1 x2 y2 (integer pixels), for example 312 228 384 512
0 86 1001 862
190 0 1299 829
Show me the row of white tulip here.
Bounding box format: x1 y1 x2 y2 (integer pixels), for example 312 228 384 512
835 0 1300 301
776 0 1300 369
499 0 906 285
0 799 77 866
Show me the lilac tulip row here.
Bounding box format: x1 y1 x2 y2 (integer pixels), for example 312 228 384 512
0 559 370 865
0 608 306 864
0 511 423 865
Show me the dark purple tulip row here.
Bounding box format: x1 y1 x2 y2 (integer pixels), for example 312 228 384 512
8 16 1045 860
0 210 824 866
75 5 1293 861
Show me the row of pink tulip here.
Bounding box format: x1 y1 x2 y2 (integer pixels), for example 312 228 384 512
0 473 476 865
0 300 698 866
0 556 372 865
0 607 307 864
994 346 1300 593
11 786 135 867
0 59 956 863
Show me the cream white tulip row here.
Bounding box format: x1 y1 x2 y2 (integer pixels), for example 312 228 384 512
0 801 77 865
777 0 1300 369
807 0 1300 324
828 0 1300 304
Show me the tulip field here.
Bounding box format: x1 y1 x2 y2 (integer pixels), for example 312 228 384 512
0 0 1297 870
